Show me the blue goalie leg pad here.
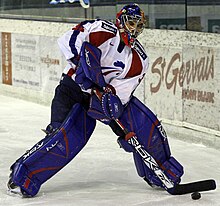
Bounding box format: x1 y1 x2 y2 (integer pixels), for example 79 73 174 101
118 96 184 188
9 104 96 197
133 152 162 187
117 137 135 153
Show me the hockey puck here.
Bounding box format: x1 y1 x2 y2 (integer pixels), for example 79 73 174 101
191 192 201 200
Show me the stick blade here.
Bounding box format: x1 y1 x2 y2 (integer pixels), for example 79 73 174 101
168 179 216 195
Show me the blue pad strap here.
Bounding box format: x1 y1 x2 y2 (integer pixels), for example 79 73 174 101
10 104 96 196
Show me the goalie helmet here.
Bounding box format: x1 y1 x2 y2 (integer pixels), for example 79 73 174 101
116 3 146 47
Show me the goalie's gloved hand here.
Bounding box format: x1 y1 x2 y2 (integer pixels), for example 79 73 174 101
87 92 123 124
101 93 123 119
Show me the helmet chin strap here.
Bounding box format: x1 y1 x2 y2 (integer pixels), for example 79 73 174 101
129 36 136 48
119 28 136 48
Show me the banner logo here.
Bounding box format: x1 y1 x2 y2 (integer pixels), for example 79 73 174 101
50 0 90 8
2 32 12 85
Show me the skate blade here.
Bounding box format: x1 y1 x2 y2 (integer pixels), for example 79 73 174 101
7 187 24 197
7 187 30 198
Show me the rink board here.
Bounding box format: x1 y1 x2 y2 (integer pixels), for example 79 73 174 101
0 20 219 144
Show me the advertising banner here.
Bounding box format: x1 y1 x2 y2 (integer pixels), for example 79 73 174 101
39 36 64 93
144 47 183 122
208 19 220 33
11 34 41 90
49 0 90 8
182 45 220 131
155 18 185 30
2 32 12 85
144 44 220 131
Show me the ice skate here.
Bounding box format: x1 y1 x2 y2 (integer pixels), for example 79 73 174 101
7 172 30 198
7 178 24 197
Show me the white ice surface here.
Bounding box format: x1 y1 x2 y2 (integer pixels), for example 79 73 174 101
0 95 219 206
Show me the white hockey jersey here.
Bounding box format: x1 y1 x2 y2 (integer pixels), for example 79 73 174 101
57 19 149 104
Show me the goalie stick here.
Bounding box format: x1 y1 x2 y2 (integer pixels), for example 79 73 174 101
92 88 216 195
113 118 216 195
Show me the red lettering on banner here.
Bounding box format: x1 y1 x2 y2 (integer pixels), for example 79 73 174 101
150 51 215 103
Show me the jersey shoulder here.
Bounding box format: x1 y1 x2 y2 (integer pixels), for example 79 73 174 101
133 40 148 61
83 19 118 36
84 19 118 47
98 19 118 35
